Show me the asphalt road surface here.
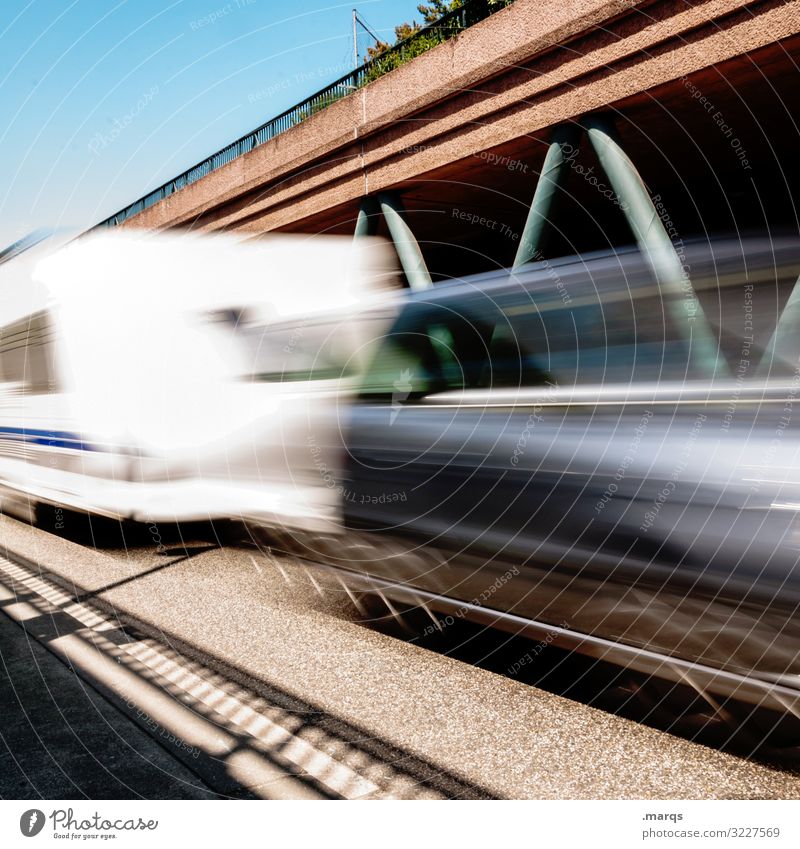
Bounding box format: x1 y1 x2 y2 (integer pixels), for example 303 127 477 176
1 511 799 800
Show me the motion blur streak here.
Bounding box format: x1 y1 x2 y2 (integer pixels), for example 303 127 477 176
0 230 399 530
4 230 800 735
332 238 800 719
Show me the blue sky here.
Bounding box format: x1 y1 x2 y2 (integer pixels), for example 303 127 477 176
0 0 421 248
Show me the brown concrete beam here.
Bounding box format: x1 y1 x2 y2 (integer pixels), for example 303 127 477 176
116 0 657 231
118 0 796 235
223 0 800 235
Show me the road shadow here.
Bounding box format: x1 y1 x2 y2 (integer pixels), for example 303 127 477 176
31 503 238 555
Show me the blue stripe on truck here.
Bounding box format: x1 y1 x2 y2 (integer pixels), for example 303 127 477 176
0 426 95 451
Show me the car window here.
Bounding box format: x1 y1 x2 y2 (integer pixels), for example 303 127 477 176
359 298 550 400
361 245 800 402
496 282 720 387
361 282 721 402
694 264 799 378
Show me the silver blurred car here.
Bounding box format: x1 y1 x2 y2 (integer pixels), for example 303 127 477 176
336 237 800 721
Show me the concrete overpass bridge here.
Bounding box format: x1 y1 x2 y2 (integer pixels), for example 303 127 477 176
102 0 800 284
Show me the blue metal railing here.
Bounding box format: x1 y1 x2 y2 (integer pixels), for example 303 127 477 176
94 0 514 229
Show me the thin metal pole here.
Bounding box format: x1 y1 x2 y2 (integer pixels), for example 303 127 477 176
513 124 581 268
583 113 725 378
352 9 358 69
377 192 432 290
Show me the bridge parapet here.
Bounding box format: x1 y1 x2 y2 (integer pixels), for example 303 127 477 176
111 0 799 265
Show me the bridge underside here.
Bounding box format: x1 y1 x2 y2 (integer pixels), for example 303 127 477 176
270 38 800 282
115 0 800 288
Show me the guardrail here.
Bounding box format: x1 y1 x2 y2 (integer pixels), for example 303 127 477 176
94 0 514 229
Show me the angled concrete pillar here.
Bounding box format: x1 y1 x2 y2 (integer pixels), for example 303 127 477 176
583 113 725 378
377 192 432 291
354 193 432 291
513 124 581 268
354 196 381 238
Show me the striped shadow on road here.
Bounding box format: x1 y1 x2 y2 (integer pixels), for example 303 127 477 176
0 552 495 800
